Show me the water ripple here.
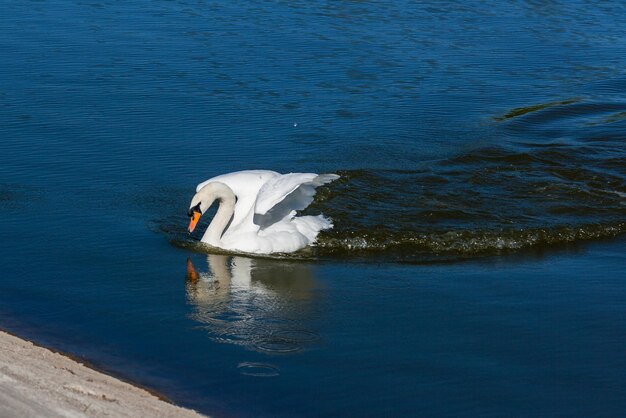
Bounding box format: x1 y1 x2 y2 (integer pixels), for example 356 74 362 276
236 362 280 377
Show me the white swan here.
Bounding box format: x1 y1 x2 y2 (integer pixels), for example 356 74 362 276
187 170 339 254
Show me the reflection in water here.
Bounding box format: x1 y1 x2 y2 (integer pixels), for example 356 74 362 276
185 256 320 354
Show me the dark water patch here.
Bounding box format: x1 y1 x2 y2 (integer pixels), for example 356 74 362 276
0 185 17 206
493 99 580 121
516 101 626 127
587 111 626 126
499 100 626 146
0 183 41 211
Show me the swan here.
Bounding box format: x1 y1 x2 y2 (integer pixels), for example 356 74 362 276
187 170 339 254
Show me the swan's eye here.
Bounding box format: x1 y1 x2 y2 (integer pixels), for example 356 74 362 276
188 203 202 217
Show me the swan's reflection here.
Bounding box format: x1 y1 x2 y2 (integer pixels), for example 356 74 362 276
185 255 320 353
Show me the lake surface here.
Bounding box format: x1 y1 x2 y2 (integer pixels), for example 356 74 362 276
1 0 625 416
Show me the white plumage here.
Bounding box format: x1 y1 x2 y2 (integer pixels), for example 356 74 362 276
188 170 339 254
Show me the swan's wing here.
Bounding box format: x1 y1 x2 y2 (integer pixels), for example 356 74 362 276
253 173 339 228
254 173 339 215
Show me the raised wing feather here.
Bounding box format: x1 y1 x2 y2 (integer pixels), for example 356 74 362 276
254 173 317 215
253 173 339 228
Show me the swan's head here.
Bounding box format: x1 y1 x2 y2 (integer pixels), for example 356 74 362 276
187 188 214 233
187 182 236 233
187 201 203 233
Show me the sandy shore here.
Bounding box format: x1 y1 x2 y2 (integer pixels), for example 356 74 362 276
0 330 207 418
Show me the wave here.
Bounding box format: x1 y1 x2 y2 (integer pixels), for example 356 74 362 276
315 222 626 258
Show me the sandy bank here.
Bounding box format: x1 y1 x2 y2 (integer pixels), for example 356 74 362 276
0 330 207 418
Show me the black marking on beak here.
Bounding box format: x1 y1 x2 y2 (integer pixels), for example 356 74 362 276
187 203 202 217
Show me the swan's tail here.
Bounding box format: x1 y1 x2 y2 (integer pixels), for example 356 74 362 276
293 214 333 243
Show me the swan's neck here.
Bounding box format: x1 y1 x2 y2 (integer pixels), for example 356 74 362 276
198 182 236 246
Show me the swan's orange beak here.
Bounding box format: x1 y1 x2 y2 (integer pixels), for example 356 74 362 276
188 211 201 233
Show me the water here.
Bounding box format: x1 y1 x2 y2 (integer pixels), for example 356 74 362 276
1 0 625 416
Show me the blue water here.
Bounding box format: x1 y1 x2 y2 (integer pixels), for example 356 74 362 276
1 0 626 416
